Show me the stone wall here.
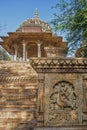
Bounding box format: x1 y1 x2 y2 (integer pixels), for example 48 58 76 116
31 58 87 130
0 58 87 130
0 62 38 130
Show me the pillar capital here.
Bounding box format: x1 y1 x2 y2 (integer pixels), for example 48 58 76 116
22 40 28 45
13 43 19 49
36 40 42 45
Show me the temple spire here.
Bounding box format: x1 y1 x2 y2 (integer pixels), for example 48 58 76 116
34 8 39 18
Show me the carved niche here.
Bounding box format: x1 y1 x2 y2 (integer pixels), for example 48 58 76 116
44 81 82 126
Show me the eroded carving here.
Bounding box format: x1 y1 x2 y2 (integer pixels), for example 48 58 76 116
45 80 82 126
50 81 77 111
83 79 87 111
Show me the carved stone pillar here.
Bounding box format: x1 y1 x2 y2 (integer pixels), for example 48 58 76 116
37 44 41 58
37 73 45 126
23 43 26 61
14 44 18 61
36 40 42 58
22 40 27 61
26 51 27 61
26 45 30 61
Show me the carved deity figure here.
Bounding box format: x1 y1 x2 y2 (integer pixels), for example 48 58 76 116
50 81 77 110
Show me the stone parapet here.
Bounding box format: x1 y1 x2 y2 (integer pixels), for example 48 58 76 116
30 58 87 73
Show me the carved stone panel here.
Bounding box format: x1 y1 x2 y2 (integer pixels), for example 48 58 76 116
82 77 87 124
83 78 87 112
44 75 83 126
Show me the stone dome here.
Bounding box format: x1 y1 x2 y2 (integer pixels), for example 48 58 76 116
16 9 52 33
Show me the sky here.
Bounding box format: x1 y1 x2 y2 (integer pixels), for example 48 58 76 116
0 0 58 36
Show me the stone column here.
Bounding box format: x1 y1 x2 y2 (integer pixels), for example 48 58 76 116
15 47 18 61
26 45 30 61
37 73 45 126
37 44 41 58
14 44 18 61
26 51 27 61
23 43 26 61
22 40 27 61
36 40 42 58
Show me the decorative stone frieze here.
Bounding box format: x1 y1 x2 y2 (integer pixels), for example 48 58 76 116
0 76 37 83
30 58 87 73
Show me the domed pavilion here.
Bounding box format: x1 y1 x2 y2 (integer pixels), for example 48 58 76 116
0 9 67 61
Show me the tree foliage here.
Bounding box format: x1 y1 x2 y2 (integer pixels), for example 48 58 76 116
0 46 11 60
52 0 87 56
0 24 10 60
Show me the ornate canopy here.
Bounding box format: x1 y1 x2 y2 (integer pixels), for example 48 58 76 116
16 9 51 33
0 10 67 61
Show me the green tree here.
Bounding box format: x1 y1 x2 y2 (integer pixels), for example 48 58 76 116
51 0 87 56
0 46 11 60
0 24 11 60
